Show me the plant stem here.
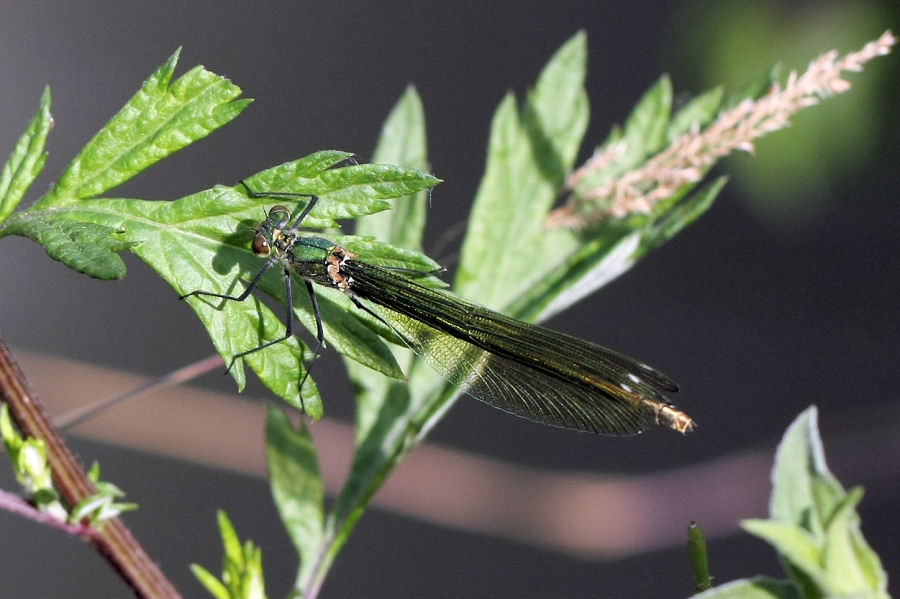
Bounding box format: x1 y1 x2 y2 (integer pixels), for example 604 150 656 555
0 334 182 599
56 353 223 430
0 487 102 539
687 521 711 592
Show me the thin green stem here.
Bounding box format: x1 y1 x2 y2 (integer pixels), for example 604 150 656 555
687 521 711 592
57 354 223 430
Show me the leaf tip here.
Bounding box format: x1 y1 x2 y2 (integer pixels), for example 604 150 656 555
155 47 183 89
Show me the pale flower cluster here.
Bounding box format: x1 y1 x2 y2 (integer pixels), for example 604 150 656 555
549 30 896 229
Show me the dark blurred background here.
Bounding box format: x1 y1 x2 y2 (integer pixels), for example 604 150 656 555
1 1 897 597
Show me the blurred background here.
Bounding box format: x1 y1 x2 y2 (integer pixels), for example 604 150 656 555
0 1 897 597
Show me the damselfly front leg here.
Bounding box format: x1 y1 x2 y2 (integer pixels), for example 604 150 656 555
179 183 326 393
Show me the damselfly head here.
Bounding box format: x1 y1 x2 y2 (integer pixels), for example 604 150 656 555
251 205 293 255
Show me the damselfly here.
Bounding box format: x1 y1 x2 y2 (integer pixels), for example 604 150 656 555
181 188 695 435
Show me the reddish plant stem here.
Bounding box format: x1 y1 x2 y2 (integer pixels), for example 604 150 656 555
0 335 181 599
0 487 102 540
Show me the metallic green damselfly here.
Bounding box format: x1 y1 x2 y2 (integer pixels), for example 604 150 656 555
181 190 694 435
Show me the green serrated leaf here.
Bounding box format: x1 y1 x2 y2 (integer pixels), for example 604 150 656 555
67 462 138 525
194 511 268 599
363 85 429 249
821 487 888 596
621 75 672 161
770 406 845 536
508 227 638 321
501 85 730 322
244 152 439 227
218 510 243 569
1 404 66 518
6 155 437 414
1 404 53 492
307 86 441 595
346 88 433 411
41 48 250 205
456 31 589 310
666 86 724 143
742 519 825 584
499 177 724 323
746 407 889 599
191 564 232 599
722 64 780 112
637 177 727 258
265 407 325 590
0 404 16 452
820 487 866 592
310 292 404 379
571 75 673 195
144 162 436 409
0 87 52 221
0 213 133 279
334 235 440 274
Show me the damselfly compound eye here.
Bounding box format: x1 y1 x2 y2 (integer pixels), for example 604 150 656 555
252 235 270 255
270 205 290 218
268 205 291 228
